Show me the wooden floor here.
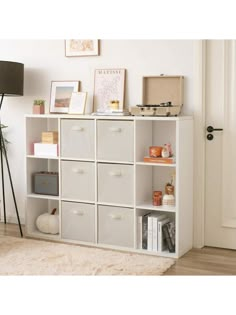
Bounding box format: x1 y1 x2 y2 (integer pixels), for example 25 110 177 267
1 222 236 275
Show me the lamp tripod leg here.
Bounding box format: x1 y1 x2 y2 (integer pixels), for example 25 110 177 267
0 128 23 237
0 134 6 224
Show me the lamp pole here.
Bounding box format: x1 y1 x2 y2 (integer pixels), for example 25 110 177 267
0 94 6 224
0 93 23 237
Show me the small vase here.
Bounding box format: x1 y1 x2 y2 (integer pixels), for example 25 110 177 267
33 105 45 114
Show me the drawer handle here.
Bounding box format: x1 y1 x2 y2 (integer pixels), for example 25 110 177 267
109 127 122 132
109 214 122 220
71 126 84 131
72 168 84 174
109 171 122 177
72 210 84 216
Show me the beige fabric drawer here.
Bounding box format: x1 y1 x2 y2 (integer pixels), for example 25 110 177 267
97 120 134 162
98 205 134 248
61 119 95 159
97 163 134 206
62 201 95 242
61 161 95 202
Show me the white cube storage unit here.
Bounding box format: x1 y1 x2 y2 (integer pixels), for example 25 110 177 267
25 114 193 258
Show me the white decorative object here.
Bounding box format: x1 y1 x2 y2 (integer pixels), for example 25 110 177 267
162 194 175 206
161 145 170 158
36 209 59 234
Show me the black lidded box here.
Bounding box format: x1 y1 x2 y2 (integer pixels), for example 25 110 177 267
33 172 59 196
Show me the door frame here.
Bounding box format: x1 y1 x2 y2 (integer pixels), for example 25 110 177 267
193 40 206 248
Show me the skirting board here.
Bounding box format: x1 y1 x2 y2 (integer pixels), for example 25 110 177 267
0 215 25 225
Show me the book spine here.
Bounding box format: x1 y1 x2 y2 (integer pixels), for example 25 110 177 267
152 217 158 251
147 216 153 251
137 216 143 249
162 224 175 253
142 215 148 249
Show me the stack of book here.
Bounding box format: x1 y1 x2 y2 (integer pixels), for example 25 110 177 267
137 213 175 253
143 156 175 164
92 109 130 116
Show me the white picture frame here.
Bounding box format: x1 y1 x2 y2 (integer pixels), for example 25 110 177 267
65 40 99 57
93 68 126 112
50 81 80 114
68 92 87 114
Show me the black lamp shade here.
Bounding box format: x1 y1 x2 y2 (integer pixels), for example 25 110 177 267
0 61 24 96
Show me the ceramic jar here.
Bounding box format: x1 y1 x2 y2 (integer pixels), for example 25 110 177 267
152 191 162 206
149 146 162 157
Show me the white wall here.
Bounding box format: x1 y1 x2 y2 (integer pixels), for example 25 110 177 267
0 39 195 222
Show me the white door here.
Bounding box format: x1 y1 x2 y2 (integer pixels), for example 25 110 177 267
205 40 236 249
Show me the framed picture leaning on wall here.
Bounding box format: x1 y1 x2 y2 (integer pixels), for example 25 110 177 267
65 40 99 57
50 81 80 114
93 69 126 112
68 92 87 114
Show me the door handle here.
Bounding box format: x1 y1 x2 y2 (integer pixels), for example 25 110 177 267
206 126 223 140
207 126 223 133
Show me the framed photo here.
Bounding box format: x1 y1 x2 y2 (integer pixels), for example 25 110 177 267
65 40 99 57
50 81 80 114
68 92 87 114
93 69 126 112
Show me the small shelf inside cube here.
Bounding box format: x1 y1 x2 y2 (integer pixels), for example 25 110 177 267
26 158 59 195
26 197 60 238
26 117 58 155
136 208 176 254
136 164 176 208
135 120 176 163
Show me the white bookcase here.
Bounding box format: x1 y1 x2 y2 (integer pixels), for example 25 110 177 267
25 114 193 258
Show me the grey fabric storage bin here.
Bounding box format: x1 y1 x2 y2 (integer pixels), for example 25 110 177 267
33 172 59 196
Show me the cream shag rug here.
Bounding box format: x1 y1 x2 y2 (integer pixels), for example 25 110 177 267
0 236 175 275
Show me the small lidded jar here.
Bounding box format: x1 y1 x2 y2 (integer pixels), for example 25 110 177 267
152 191 162 206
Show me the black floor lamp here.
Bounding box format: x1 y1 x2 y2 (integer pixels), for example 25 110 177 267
0 60 24 237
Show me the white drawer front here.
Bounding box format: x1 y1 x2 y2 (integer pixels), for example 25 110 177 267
97 120 134 162
61 119 95 159
98 163 134 205
62 201 95 242
61 161 95 201
98 205 134 248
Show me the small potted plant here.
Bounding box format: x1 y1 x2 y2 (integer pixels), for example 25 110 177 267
33 99 45 114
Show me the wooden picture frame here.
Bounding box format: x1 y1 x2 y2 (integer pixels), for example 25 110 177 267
65 40 99 57
68 92 87 114
93 69 126 112
50 81 80 114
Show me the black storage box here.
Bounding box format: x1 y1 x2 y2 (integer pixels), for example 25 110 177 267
33 172 59 196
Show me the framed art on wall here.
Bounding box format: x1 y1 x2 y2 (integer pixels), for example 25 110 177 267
93 69 126 112
65 40 99 57
68 92 87 114
50 81 80 113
